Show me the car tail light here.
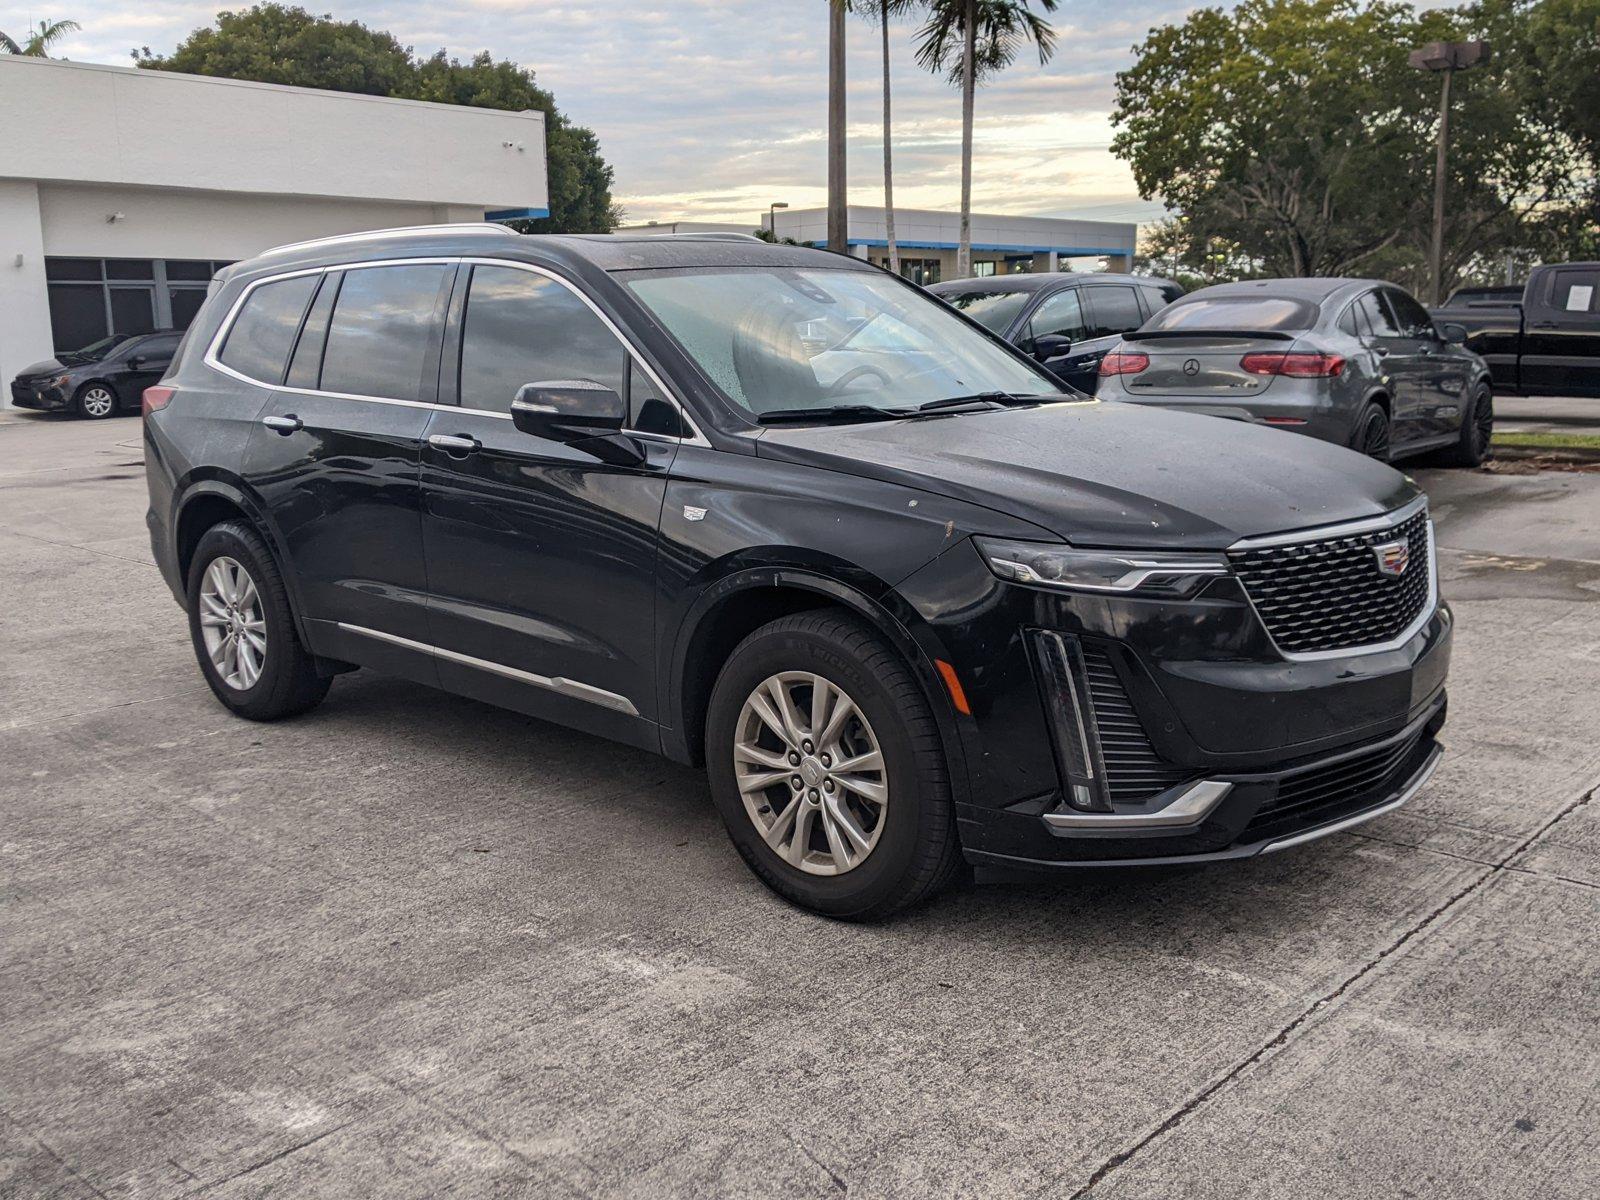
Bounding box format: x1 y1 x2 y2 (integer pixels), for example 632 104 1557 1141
1098 350 1150 377
142 385 175 417
1240 352 1344 377
1031 631 1111 812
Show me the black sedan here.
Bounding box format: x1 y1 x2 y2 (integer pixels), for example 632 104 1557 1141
10 330 182 419
928 272 1182 392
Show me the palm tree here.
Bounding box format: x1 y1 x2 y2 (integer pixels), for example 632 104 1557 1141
916 1 1057 278
827 2 849 255
862 2 921 275
0 18 81 56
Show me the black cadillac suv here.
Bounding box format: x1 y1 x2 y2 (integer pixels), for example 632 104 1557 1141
142 226 1450 919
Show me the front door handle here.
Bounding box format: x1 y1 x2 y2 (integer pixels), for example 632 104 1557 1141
428 433 481 456
262 414 302 435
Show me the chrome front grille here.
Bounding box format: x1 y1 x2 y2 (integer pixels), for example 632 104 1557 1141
1228 504 1434 655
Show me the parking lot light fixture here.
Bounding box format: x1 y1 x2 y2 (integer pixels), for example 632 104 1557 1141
768 201 789 237
1408 39 1492 307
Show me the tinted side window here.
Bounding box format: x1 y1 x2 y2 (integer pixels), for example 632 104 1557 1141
1337 303 1360 337
1085 286 1144 338
1138 285 1171 319
1548 268 1599 314
1028 289 1087 345
285 273 338 390
218 274 319 384
1384 289 1436 338
1355 291 1401 338
137 334 182 359
321 264 450 402
458 265 626 414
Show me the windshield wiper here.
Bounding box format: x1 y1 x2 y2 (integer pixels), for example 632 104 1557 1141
756 404 910 425
916 392 1049 412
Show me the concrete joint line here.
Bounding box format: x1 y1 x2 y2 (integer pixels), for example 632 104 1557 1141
1059 775 1600 1200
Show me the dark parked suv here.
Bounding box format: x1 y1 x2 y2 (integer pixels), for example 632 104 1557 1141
144 225 1451 919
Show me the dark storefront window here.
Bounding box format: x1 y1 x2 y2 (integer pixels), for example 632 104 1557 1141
43 258 234 353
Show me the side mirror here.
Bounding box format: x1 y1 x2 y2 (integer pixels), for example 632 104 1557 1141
511 380 626 440
1440 322 1469 345
1032 333 1073 361
126 355 145 369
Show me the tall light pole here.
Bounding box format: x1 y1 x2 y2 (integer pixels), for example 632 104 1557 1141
768 201 789 239
827 1 848 254
1408 39 1491 307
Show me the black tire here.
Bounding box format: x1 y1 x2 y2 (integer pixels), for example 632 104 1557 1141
185 521 330 721
1353 401 1391 461
73 382 119 420
704 610 963 920
1437 383 1493 467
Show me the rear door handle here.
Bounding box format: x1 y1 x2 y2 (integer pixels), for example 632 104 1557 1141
1530 321 1559 330
428 433 481 456
262 414 302 434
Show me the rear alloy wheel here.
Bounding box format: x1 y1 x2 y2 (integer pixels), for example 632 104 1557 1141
705 611 962 919
74 384 117 420
1439 384 1493 467
186 521 331 721
1354 402 1391 461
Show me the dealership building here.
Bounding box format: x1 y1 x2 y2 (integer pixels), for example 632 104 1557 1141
0 55 547 396
619 206 1138 283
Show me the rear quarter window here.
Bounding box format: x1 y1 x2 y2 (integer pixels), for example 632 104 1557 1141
217 274 320 384
1147 295 1318 333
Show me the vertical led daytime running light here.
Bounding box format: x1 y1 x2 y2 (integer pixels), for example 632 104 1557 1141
1032 631 1112 813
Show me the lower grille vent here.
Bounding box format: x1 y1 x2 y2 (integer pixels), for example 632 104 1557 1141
1080 646 1193 804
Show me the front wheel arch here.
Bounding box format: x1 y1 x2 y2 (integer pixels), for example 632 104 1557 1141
664 569 970 801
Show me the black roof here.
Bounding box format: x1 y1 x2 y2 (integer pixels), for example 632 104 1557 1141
927 272 1173 296
222 224 868 283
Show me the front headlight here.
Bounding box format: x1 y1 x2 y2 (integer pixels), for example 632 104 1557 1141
975 537 1228 597
50 374 73 388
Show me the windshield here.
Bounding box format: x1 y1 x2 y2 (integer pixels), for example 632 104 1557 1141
60 333 135 362
1146 295 1318 333
933 288 1033 334
626 267 1067 418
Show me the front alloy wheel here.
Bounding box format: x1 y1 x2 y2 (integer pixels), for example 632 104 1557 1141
76 385 116 419
735 672 888 875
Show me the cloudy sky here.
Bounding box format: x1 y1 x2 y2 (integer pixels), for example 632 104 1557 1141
1 1 1192 225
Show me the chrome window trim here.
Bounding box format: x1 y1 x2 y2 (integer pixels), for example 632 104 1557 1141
1227 496 1439 663
202 255 709 446
337 623 639 717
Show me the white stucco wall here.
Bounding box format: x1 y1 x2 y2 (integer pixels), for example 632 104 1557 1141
0 182 56 385
1 56 546 210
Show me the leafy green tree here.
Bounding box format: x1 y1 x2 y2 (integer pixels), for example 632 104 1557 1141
1 18 81 56
917 1 1058 278
1112 0 1586 292
136 5 615 233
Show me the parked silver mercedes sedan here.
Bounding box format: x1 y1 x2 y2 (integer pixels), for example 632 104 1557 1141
1095 278 1495 465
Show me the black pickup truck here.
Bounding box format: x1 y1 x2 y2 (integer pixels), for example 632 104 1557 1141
1432 262 1600 397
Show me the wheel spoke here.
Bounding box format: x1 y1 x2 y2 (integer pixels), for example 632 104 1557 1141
747 690 797 750
237 575 259 612
199 611 228 628
738 768 792 793
762 795 801 850
786 804 816 866
817 692 855 749
819 805 853 869
825 795 874 854
808 676 834 740
765 678 807 746
735 741 790 771
829 748 882 777
836 773 887 807
241 628 267 656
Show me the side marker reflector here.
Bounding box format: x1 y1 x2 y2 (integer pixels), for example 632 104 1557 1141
935 659 971 716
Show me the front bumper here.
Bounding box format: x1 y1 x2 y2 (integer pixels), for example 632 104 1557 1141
9 380 68 411
894 531 1452 870
963 694 1445 870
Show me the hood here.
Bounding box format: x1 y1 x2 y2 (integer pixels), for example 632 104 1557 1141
754 400 1418 550
15 357 67 380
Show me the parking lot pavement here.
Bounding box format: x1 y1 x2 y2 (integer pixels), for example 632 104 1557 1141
2 411 1597 1200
